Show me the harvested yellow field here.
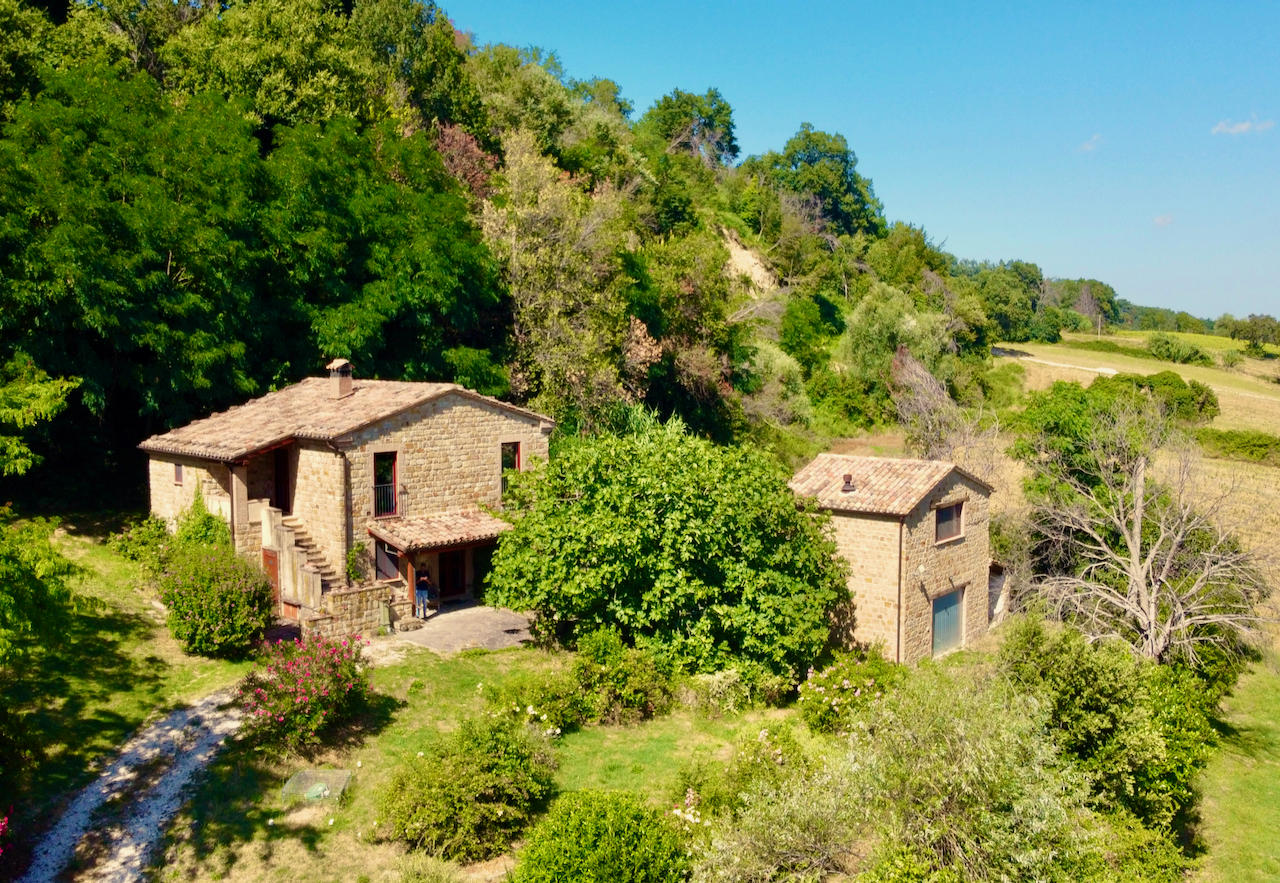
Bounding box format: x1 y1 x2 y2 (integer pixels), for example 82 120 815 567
997 341 1280 434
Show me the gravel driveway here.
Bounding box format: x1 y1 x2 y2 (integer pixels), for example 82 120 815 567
20 689 243 883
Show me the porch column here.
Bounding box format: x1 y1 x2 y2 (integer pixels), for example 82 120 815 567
229 463 249 548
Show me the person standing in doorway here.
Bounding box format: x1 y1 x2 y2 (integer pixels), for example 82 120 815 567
415 571 437 618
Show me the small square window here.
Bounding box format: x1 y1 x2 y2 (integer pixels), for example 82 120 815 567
174 463 183 486
935 502 963 543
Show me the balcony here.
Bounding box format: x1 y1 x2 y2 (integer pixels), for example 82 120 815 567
374 483 397 517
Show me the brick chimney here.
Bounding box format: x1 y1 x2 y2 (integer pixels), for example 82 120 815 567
326 358 353 399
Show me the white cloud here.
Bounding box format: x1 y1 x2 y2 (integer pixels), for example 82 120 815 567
1153 214 1174 227
1079 133 1102 152
1211 115 1275 135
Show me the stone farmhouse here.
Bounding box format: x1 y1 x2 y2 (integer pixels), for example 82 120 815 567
790 453 993 664
139 360 553 635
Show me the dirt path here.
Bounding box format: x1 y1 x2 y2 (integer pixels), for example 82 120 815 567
20 689 243 883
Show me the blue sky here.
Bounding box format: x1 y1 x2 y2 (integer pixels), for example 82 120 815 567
450 1 1278 317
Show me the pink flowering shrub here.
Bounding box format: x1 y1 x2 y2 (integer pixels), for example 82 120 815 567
796 647 900 735
237 634 368 752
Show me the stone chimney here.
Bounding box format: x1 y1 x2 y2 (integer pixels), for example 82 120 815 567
326 358 353 399
841 473 856 493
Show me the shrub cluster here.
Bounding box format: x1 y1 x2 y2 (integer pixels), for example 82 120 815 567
1147 332 1212 366
237 634 368 752
513 791 690 883
378 716 557 862
796 647 900 734
483 668 590 736
573 629 673 725
1196 427 1280 466
1092 370 1219 423
106 514 172 574
673 724 809 819
999 617 1215 830
484 630 673 733
158 544 273 658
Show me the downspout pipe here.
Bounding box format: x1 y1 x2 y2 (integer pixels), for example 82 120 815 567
896 519 904 664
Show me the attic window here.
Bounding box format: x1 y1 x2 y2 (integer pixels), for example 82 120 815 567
174 463 183 486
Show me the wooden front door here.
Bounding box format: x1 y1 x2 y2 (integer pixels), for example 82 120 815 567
439 549 466 599
262 548 280 606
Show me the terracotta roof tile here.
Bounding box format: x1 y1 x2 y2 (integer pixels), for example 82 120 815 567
789 454 989 516
139 377 552 462
366 508 511 553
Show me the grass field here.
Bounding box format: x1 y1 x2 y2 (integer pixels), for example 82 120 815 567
152 642 796 882
0 520 251 878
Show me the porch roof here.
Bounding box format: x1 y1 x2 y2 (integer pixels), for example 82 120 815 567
789 453 992 517
367 508 512 553
138 377 552 462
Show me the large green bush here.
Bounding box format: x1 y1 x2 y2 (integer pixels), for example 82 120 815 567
486 418 848 679
513 791 690 883
157 544 273 658
999 617 1215 829
1147 332 1212 366
378 716 557 862
571 628 673 724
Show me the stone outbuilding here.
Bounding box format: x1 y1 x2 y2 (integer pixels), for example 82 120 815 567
139 360 553 635
790 453 993 664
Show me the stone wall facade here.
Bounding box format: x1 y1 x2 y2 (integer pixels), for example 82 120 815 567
302 582 399 639
147 454 232 526
898 472 991 663
288 442 348 572
829 512 902 656
345 392 549 536
825 470 991 665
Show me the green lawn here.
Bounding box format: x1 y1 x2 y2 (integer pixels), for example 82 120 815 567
1194 653 1280 881
0 519 251 877
154 643 810 882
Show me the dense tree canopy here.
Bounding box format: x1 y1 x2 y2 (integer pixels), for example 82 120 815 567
0 0 1159 493
486 417 847 677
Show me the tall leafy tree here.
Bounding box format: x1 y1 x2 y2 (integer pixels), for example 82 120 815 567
747 123 885 238
0 64 263 425
481 129 629 422
160 0 373 126
0 0 52 117
635 87 738 167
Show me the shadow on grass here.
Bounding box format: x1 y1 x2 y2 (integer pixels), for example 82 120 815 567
1211 713 1280 761
0 601 167 878
162 691 403 879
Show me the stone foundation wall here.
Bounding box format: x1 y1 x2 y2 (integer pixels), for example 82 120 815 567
302 582 401 639
829 512 902 657
899 472 991 663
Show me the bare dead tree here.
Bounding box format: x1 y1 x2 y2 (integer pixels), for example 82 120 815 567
889 348 1002 485
1028 400 1269 663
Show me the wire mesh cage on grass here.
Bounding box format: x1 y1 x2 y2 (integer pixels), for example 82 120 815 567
281 769 352 804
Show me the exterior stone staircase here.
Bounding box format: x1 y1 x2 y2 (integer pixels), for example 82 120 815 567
280 515 344 593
